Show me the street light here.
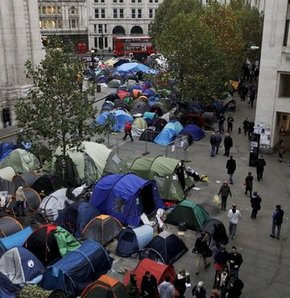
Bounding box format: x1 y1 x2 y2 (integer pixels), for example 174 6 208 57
91 48 95 69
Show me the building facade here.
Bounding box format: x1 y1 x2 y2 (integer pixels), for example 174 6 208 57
255 0 290 151
0 0 43 127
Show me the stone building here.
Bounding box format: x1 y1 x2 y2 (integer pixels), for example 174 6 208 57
0 0 43 127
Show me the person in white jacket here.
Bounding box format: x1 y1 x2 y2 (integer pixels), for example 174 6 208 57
227 204 241 240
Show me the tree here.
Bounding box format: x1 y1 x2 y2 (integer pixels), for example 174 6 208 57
15 37 97 179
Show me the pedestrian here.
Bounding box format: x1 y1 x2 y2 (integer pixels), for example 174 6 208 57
228 246 243 277
239 82 248 101
227 115 234 133
141 271 158 298
278 139 286 162
158 275 175 298
256 155 266 181
215 131 222 155
227 204 241 240
218 114 226 133
226 276 244 298
15 186 26 217
249 85 256 108
127 273 139 297
250 191 262 219
242 118 249 135
270 205 284 240
244 172 253 197
213 245 229 287
248 121 255 139
226 156 236 184
210 132 217 157
174 270 189 298
224 133 233 157
218 181 232 210
193 232 212 275
123 121 133 141
192 281 206 298
214 265 229 296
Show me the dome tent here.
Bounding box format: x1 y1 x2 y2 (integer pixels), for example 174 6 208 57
0 216 23 237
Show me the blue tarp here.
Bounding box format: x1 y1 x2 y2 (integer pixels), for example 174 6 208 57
0 226 33 256
178 124 205 141
40 240 112 297
96 110 133 132
0 143 17 162
116 62 158 74
90 173 164 226
154 121 183 146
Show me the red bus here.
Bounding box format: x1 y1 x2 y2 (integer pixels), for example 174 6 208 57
113 35 155 59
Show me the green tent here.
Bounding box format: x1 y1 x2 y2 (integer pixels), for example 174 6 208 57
129 156 194 202
54 226 80 257
165 200 209 231
0 149 40 174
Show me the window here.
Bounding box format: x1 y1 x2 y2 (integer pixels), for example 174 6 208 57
132 0 136 2
284 20 290 46
94 24 97 33
279 74 290 97
137 9 142 18
69 6 78 15
94 0 105 2
101 8 105 18
113 8 118 18
95 9 99 18
132 9 136 18
149 8 153 18
69 19 78 28
120 9 124 18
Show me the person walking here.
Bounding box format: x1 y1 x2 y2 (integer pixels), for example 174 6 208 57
248 121 255 139
278 139 286 162
226 156 236 184
244 172 253 197
224 133 233 157
227 204 241 240
174 270 189 298
210 132 217 157
127 274 139 297
123 121 133 141
270 205 284 240
218 181 232 210
213 245 229 287
158 275 175 298
249 85 256 108
228 246 243 277
227 115 234 133
242 118 249 135
15 186 26 217
193 232 211 275
250 191 262 219
215 132 223 155
192 281 206 298
218 114 226 133
256 155 266 181
141 271 158 298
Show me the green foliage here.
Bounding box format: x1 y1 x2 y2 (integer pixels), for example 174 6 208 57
151 0 263 101
15 37 97 160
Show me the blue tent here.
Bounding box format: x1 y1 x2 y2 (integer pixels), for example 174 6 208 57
0 272 20 298
0 226 33 256
116 62 158 74
96 110 133 132
178 124 205 141
90 173 164 226
0 247 44 285
154 121 183 146
40 240 112 297
116 225 154 257
0 143 17 162
56 201 100 238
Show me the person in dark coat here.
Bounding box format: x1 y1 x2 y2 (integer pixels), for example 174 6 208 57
226 275 244 298
224 133 233 157
242 118 249 135
174 270 189 298
214 245 229 274
215 132 223 155
228 246 243 277
270 204 284 240
218 181 232 210
192 281 206 298
210 132 217 157
140 271 158 298
193 232 211 275
244 172 253 197
127 273 139 297
249 85 256 108
227 115 234 133
256 155 266 181
248 121 255 139
226 156 236 184
250 191 262 219
218 114 226 133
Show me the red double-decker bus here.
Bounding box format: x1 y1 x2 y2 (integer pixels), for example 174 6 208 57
113 35 155 59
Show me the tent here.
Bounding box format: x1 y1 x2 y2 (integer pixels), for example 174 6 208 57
82 214 122 246
12 172 39 189
0 166 16 182
116 225 154 257
132 117 148 137
177 124 205 142
108 79 122 88
0 217 23 237
114 99 130 112
0 142 17 162
152 118 167 133
90 173 164 226
23 188 42 211
53 142 126 187
123 258 176 289
40 240 112 298
100 100 115 114
0 272 20 297
140 230 188 264
81 275 129 298
154 121 183 146
165 200 209 231
0 149 40 173
143 111 157 121
96 110 133 132
115 62 158 74
57 201 100 238
130 99 150 116
32 174 65 197
139 127 159 142
129 156 195 202
0 247 44 285
0 226 33 256
24 224 80 265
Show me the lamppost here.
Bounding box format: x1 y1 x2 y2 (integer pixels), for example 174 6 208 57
91 48 95 69
100 30 104 59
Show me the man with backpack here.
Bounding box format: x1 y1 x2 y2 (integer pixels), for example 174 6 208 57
123 121 133 141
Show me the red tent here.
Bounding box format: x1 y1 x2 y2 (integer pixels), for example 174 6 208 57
123 258 176 289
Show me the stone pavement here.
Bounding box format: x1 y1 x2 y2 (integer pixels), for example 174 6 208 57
1 87 289 297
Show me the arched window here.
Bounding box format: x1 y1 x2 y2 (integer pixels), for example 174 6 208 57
112 26 125 35
130 26 143 35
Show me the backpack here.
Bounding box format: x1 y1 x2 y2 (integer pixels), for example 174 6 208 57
125 122 132 132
